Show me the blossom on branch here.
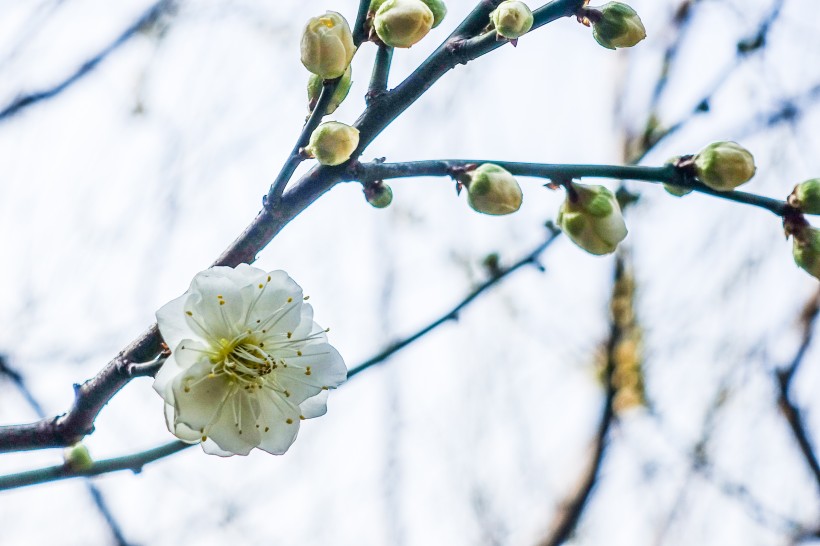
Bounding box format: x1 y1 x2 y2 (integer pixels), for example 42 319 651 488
153 265 347 456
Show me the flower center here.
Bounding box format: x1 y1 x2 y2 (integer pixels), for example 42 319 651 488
212 335 278 385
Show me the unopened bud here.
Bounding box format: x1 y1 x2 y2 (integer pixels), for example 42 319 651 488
372 0 447 28
693 141 756 191
301 12 356 79
63 443 94 471
788 179 820 215
364 182 393 208
307 66 353 115
374 0 434 48
793 226 820 280
422 0 447 28
663 184 693 197
490 1 534 40
558 182 628 255
464 163 523 215
304 121 360 166
590 2 646 50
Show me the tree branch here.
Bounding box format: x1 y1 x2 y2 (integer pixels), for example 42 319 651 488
350 159 797 217
0 0 586 453
0 0 174 121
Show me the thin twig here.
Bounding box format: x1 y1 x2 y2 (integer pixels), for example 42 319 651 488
0 356 134 545
0 441 190 491
348 224 561 380
0 0 174 121
265 77 342 204
538 253 628 546
352 0 374 46
635 0 787 156
776 289 820 494
366 45 393 104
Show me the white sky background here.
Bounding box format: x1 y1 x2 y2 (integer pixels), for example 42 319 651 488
0 0 819 544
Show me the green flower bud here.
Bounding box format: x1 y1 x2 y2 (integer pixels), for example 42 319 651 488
788 178 820 215
422 0 447 28
371 0 446 28
693 141 756 191
464 163 523 215
490 1 534 40
63 443 94 471
663 184 693 197
364 182 394 208
374 0 434 48
793 227 820 280
304 121 360 166
301 12 356 79
558 182 628 255
307 65 353 115
590 2 646 50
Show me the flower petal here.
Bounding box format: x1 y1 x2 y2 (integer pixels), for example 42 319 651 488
299 390 329 419
165 403 203 443
171 360 233 437
256 391 302 455
243 271 304 336
186 268 245 341
276 343 347 403
289 303 316 340
153 339 210 401
156 292 200 349
204 390 261 456
201 438 236 457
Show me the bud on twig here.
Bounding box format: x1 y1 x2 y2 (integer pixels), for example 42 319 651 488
373 0 434 48
301 12 356 79
792 226 820 280
304 121 360 166
693 141 756 191
490 1 534 40
587 2 646 50
307 66 353 115
558 182 628 255
788 179 820 215
63 443 94 471
462 163 523 215
364 181 394 208
663 156 693 197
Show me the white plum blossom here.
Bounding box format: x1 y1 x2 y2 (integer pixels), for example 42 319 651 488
153 264 347 456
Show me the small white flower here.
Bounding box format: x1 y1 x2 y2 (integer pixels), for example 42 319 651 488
154 265 347 456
